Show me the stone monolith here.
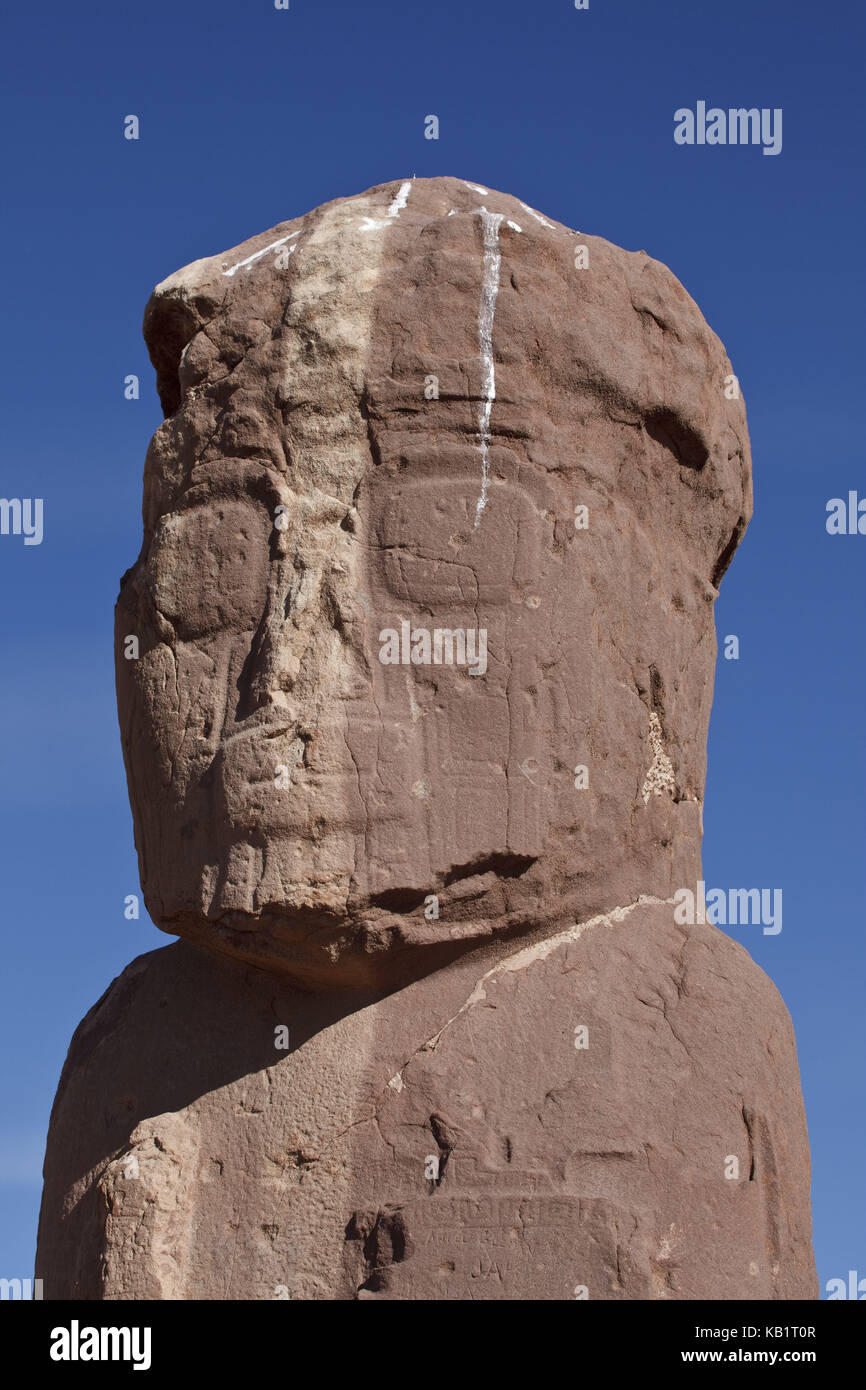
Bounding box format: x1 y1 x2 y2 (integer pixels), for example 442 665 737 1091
36 177 816 1300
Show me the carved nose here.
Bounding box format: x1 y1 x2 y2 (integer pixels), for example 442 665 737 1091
234 563 296 720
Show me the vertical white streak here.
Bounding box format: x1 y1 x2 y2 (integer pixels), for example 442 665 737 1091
473 208 504 531
388 180 413 219
361 181 413 232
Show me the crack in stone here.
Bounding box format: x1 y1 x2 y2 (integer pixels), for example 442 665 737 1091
386 894 674 1090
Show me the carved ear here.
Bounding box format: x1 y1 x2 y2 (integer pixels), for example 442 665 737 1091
143 289 206 418
143 252 231 418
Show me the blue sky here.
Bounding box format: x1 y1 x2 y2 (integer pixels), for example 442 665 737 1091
0 0 863 1296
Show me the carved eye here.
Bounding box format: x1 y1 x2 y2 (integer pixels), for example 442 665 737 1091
147 499 270 639
367 479 539 605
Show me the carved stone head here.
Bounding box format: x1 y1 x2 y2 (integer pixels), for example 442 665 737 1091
116 177 751 985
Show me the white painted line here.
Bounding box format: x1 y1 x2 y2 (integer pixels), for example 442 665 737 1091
473 207 504 531
519 201 555 229
388 180 413 218
222 231 300 277
360 180 414 232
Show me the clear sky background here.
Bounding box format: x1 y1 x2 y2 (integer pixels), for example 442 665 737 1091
0 0 863 1297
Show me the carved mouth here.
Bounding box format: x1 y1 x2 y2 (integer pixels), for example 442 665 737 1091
366 854 539 915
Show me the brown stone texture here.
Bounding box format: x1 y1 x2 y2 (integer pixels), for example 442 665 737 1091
36 177 816 1298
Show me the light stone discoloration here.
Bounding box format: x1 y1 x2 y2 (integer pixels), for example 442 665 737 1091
642 711 678 804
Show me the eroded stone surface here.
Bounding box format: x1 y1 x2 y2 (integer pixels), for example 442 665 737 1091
36 178 815 1299
37 903 814 1300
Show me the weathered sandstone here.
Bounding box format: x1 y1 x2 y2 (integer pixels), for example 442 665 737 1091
36 177 815 1299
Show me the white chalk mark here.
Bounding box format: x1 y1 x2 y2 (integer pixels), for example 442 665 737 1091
404 672 421 723
222 231 300 277
360 180 413 232
506 220 522 232
388 180 413 218
464 181 489 195
519 201 555 229
473 207 504 531
447 208 459 217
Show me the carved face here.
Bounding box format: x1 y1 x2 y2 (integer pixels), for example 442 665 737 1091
116 177 751 984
